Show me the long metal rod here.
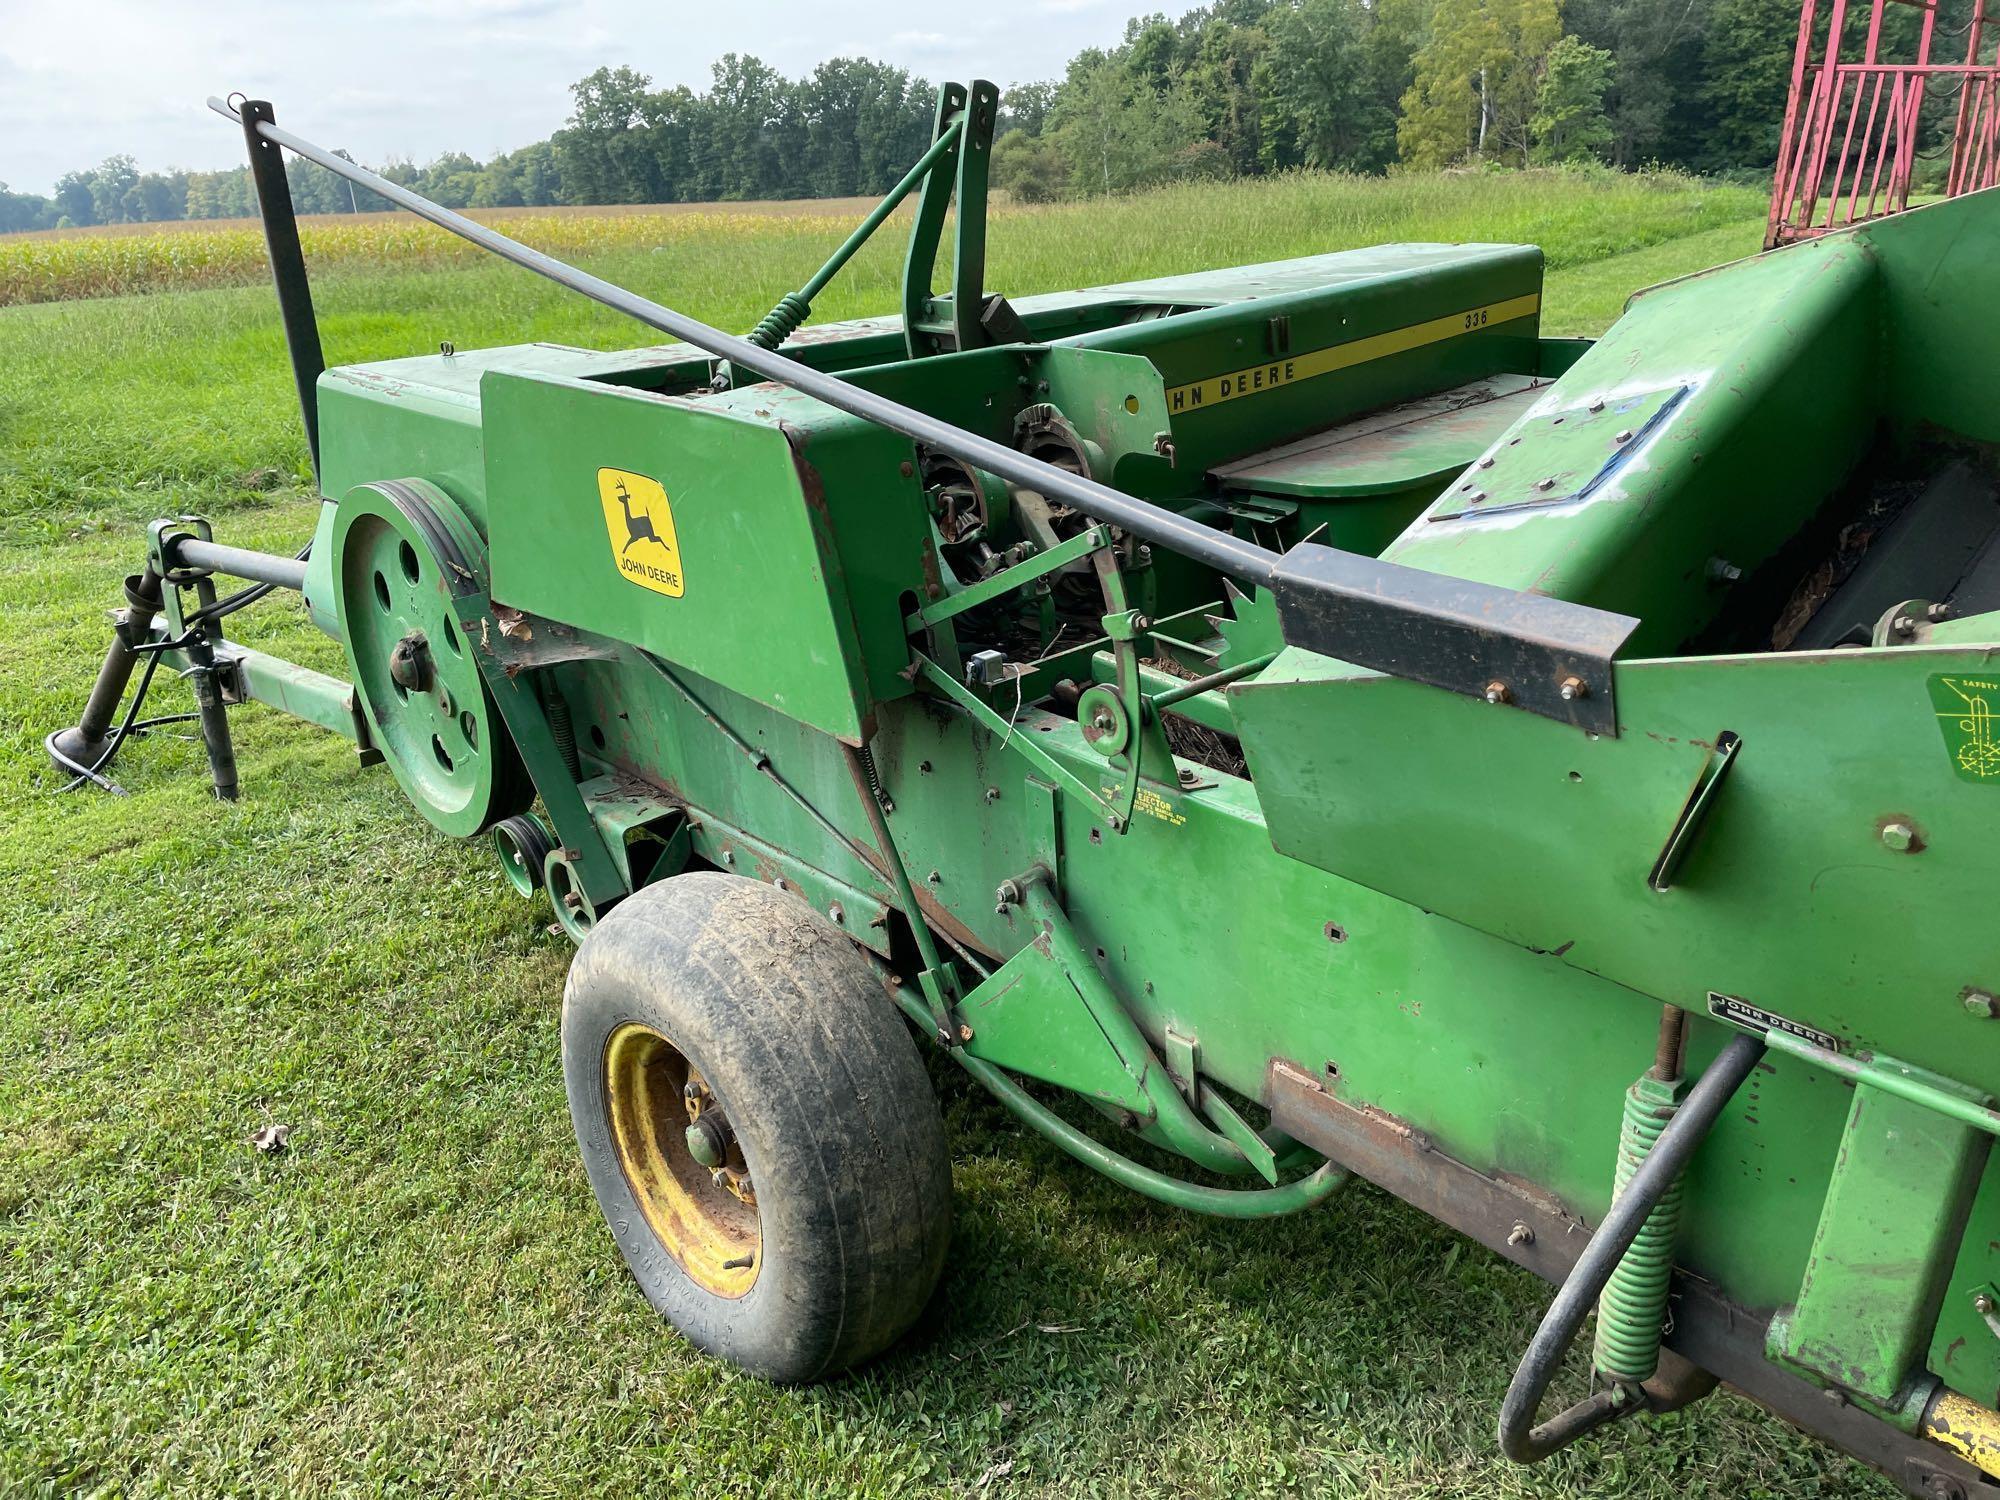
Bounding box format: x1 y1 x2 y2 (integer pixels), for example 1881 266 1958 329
172 538 309 591
797 119 963 309
238 100 325 485
206 95 1278 587
1762 1028 2000 1135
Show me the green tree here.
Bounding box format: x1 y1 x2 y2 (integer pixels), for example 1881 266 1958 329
1398 0 1562 166
1257 0 1395 171
1698 0 1800 167
1050 53 1208 193
993 127 1070 200
997 80 1058 136
87 157 139 224
1532 35 1617 160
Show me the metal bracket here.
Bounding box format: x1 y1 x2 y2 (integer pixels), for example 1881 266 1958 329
906 524 1112 634
1268 543 1639 735
1649 731 1742 891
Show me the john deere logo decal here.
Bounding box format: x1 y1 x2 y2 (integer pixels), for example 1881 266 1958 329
599 468 684 598
1931 672 2000 784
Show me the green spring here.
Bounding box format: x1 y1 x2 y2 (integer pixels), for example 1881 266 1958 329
1592 1071 1687 1384
748 292 811 351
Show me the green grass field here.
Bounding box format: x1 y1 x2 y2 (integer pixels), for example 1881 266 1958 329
0 171 1892 1497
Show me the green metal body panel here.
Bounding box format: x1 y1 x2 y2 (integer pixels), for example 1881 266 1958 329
1770 1073 1989 1408
232 179 2000 1480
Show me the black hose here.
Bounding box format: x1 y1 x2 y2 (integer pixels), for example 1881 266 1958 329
1498 1031 1767 1463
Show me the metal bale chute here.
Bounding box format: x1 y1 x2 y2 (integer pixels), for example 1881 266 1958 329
45 80 2000 1497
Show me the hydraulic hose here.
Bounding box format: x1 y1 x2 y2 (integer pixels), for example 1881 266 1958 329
889 983 1347 1218
1498 1030 1766 1463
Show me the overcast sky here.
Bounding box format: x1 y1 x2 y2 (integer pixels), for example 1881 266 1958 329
0 0 1139 195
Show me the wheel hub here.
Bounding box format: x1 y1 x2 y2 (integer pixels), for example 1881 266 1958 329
330 480 527 839
604 1023 760 1297
388 631 433 693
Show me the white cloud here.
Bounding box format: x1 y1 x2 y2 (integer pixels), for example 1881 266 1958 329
0 0 1138 193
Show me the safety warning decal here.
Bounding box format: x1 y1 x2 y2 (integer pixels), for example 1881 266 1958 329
599 468 684 599
1931 672 2000 785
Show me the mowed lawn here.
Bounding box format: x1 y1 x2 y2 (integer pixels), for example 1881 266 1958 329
0 173 1886 1498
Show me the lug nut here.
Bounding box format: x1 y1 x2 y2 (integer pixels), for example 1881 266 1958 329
1559 676 1588 702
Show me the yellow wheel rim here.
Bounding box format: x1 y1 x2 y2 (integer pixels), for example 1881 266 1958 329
603 1023 760 1298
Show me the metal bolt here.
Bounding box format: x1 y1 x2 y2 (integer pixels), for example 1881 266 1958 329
1587 396 1605 413
1535 477 1556 492
1966 990 1999 1019
1507 1223 1535 1247
1477 456 1495 469
1975 1292 1996 1315
1559 676 1588 702
1894 614 1918 637
1484 681 1511 705
957 1022 974 1044
1132 615 1151 632
983 786 1001 803
1880 821 1917 853
1177 767 1198 785
1106 814 1126 834
994 878 1022 912
828 902 844 925
1615 429 1634 443
926 869 942 885
1092 711 1116 733
720 849 734 867
1928 601 1953 622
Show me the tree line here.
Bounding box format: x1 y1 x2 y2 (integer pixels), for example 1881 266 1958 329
0 0 1954 234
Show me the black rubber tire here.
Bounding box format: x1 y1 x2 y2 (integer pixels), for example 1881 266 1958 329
561 872 952 1381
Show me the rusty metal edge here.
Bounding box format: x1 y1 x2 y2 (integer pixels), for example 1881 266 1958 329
1265 1059 1989 1500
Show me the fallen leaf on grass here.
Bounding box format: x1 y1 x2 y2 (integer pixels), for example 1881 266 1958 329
248 1123 292 1153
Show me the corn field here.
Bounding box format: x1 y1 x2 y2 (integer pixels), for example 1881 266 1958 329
0 167 1762 309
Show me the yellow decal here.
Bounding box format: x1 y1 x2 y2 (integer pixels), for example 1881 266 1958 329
1932 672 2000 784
599 468 684 598
1163 293 1542 414
1105 783 1188 827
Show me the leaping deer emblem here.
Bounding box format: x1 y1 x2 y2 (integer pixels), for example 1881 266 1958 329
613 479 661 554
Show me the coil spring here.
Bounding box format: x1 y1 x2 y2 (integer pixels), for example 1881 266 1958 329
1592 1071 1687 1384
748 292 811 351
546 690 581 782
856 744 893 813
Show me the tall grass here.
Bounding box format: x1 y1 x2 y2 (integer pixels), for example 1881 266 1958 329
0 166 1761 308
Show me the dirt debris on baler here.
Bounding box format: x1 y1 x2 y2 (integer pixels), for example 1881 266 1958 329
46 84 2000 1496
